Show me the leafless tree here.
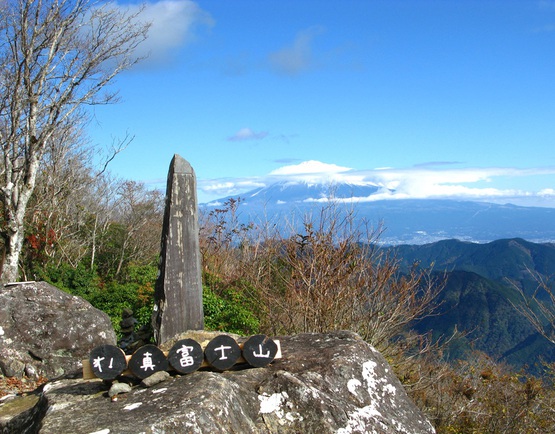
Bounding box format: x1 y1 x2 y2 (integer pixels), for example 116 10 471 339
111 180 163 276
512 270 555 346
252 206 442 359
201 200 444 360
25 124 121 273
0 0 149 282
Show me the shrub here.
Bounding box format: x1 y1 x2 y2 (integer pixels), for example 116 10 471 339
202 273 260 335
44 262 100 298
44 261 156 336
406 351 555 433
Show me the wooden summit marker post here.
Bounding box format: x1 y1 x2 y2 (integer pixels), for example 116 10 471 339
152 154 204 345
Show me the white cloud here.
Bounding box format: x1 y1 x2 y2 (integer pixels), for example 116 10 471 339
228 128 269 142
353 166 550 202
268 26 325 75
198 178 265 199
269 160 351 175
198 160 555 207
118 0 214 65
267 160 367 185
539 188 555 196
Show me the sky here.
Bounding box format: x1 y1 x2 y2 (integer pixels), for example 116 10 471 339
89 0 555 206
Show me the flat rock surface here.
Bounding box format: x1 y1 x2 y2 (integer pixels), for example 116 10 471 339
4 330 435 433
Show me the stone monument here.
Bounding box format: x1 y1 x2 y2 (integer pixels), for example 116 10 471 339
152 154 204 345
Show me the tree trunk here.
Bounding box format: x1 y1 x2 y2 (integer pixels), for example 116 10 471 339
90 214 98 271
1 223 25 283
0 153 40 283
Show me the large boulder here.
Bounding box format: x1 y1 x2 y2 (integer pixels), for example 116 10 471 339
2 330 435 433
0 281 116 379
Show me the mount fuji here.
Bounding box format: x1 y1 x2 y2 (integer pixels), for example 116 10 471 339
202 180 555 245
226 180 384 205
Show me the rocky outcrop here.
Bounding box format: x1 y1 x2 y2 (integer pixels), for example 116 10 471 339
0 281 116 379
2 330 435 433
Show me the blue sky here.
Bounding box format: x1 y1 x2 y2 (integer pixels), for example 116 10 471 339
90 0 555 206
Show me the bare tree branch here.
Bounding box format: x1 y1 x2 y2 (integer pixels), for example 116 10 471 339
511 269 555 345
96 132 133 177
0 0 149 282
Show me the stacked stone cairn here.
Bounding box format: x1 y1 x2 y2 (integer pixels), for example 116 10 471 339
117 308 152 354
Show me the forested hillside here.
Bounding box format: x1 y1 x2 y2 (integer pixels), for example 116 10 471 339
393 238 555 293
391 239 555 372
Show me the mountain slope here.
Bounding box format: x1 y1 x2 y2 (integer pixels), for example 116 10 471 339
390 239 555 372
203 181 555 372
413 270 536 361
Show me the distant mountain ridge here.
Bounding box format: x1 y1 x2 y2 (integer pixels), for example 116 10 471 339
387 238 555 372
392 237 555 292
203 180 555 244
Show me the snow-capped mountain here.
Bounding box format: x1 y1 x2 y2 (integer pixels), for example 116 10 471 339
227 180 384 205
202 180 555 245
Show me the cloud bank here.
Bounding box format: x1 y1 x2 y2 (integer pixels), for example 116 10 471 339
198 160 555 207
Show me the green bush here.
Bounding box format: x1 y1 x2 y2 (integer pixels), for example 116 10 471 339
203 284 260 335
86 283 150 334
44 262 155 336
44 262 100 298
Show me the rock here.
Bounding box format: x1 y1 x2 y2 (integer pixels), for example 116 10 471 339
158 329 242 352
140 371 170 388
122 308 133 318
108 382 132 397
24 364 38 380
152 154 204 345
0 393 45 434
0 281 116 379
118 309 149 354
0 359 25 378
120 316 137 330
3 331 435 433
